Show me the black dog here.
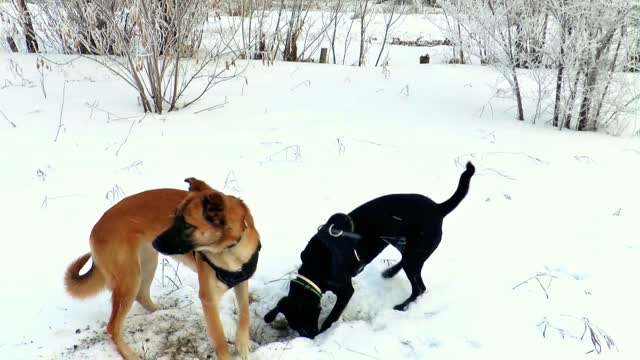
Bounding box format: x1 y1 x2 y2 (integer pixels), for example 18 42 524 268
264 162 475 338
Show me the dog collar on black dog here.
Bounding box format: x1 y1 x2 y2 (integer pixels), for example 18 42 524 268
292 274 322 299
198 243 261 288
323 223 363 241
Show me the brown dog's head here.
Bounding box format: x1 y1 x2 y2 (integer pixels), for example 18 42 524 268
152 177 255 256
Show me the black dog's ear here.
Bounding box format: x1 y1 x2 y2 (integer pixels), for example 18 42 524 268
326 213 354 233
264 297 287 323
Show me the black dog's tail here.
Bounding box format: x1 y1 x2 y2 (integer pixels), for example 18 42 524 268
438 161 475 216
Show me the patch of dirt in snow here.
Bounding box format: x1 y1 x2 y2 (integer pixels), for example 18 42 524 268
63 283 304 359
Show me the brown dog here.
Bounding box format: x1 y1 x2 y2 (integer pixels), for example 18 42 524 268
64 177 261 360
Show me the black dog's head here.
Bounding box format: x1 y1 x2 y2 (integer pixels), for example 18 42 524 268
152 177 256 256
263 281 322 338
263 213 359 338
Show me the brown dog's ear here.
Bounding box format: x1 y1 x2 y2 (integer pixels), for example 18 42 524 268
184 177 210 192
202 192 225 226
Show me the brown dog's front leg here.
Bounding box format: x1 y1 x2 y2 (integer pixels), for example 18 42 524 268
234 281 251 359
196 255 232 360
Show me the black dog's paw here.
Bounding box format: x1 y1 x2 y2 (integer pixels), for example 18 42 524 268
393 303 409 311
263 308 278 323
381 267 397 279
381 263 402 279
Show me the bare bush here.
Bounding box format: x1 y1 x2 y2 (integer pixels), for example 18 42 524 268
38 0 246 113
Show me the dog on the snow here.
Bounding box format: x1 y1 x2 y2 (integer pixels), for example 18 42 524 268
64 178 261 360
264 162 475 338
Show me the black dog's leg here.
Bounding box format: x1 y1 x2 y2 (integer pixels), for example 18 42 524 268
264 298 286 323
393 260 427 311
382 260 403 279
319 285 354 333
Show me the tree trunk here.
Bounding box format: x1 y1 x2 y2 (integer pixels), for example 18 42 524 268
457 23 464 64
504 0 523 121
514 16 525 68
532 13 548 66
552 22 569 127
18 0 39 53
330 11 339 64
6 36 19 52
594 26 624 124
577 27 618 130
563 71 582 130
358 0 369 67
375 4 396 67
512 66 525 121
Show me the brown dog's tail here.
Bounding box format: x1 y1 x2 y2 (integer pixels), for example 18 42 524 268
64 253 105 299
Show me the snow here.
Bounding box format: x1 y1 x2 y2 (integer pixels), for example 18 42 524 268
1 8 640 360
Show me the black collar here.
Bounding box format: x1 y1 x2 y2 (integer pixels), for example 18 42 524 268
197 243 261 288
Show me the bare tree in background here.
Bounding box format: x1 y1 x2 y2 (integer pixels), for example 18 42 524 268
546 0 635 131
375 0 405 67
15 0 39 52
438 0 637 130
357 0 374 66
439 0 526 120
326 0 346 64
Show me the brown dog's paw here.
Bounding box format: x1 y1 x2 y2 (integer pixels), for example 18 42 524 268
235 328 250 359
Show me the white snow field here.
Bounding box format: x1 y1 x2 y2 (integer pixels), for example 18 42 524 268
1 7 639 360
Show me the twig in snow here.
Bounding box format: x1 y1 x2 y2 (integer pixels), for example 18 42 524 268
344 346 382 360
265 270 297 285
194 97 227 114
513 272 557 299
481 131 496 144
538 315 618 354
84 101 137 123
577 317 617 354
161 258 183 289
120 160 143 172
534 277 550 299
223 170 241 195
40 194 84 208
485 168 517 180
0 109 16 128
37 168 47 182
337 137 346 155
400 84 410 97
106 185 126 204
290 80 311 91
455 151 549 167
115 115 146 156
260 145 302 165
54 81 67 142
574 155 595 164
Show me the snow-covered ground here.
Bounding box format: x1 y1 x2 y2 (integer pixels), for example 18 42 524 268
1 8 640 360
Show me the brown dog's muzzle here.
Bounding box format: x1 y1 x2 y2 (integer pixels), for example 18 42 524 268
152 220 195 255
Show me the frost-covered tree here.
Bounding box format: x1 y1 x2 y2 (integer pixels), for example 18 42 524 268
438 0 638 132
